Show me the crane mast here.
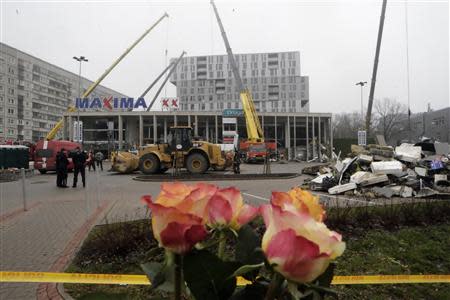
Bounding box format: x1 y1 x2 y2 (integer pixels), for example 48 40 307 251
45 12 169 141
210 0 264 143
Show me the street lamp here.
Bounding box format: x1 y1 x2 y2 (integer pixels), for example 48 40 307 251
355 81 367 120
73 56 88 141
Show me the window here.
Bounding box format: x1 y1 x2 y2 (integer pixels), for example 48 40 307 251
8 98 14 104
8 88 15 95
7 108 14 115
8 77 14 85
8 118 14 124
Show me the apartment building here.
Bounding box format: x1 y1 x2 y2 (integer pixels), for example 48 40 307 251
0 43 128 142
170 51 310 113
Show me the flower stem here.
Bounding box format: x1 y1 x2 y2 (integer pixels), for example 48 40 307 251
174 254 183 300
264 272 284 300
217 230 226 259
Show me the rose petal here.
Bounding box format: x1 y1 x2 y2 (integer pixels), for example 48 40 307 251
141 195 152 206
266 228 330 283
207 194 233 225
236 204 259 227
217 187 243 213
160 222 207 254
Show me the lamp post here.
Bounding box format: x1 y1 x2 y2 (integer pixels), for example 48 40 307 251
355 81 367 121
73 56 88 141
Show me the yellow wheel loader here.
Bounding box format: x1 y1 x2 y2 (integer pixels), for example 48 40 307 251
112 126 226 175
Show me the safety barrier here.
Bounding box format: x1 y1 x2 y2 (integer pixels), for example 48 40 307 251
1 271 449 286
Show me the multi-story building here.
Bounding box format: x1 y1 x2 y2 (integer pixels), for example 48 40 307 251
0 42 128 142
391 107 450 143
170 51 309 113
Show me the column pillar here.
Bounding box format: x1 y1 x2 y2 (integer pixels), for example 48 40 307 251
215 115 218 143
68 116 73 141
153 115 157 143
274 115 278 146
306 116 309 160
261 115 265 136
318 117 322 160
174 114 177 126
118 114 123 150
312 116 316 159
194 115 198 136
164 118 167 143
188 115 191 127
285 116 290 159
139 115 143 147
330 116 334 157
293 116 297 159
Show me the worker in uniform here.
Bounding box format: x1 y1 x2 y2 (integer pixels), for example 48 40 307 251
55 148 69 188
70 147 87 188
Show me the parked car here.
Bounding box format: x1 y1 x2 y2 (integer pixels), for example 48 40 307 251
34 140 81 174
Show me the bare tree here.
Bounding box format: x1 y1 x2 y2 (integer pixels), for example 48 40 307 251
374 98 408 142
333 111 364 138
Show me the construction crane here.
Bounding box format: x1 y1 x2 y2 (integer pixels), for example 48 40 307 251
210 0 264 144
210 0 271 173
45 12 169 141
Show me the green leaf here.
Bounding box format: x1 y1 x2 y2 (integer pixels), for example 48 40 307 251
304 283 338 299
315 263 335 288
229 263 264 279
235 225 265 280
183 249 240 300
229 281 268 300
287 281 303 300
140 261 174 292
140 262 163 282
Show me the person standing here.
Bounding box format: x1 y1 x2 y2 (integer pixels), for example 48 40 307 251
56 148 69 187
87 150 96 172
71 147 87 188
94 150 104 171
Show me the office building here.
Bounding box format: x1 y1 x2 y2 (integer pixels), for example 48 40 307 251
170 51 309 113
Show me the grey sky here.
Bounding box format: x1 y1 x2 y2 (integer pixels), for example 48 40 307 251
1 0 448 114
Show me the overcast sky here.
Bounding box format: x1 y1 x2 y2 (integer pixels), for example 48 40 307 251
1 0 449 114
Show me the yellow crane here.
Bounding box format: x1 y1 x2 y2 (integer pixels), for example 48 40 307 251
210 0 271 173
210 0 264 143
45 12 169 141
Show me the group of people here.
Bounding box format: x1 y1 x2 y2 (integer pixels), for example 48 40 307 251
55 147 104 188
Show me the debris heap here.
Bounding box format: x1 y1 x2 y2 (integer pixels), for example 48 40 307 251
303 140 450 198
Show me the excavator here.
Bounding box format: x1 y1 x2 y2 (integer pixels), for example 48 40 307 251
210 0 271 173
45 13 168 141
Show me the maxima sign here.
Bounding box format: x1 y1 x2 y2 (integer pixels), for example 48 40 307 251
75 97 147 110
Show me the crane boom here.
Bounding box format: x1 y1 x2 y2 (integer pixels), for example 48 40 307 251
46 12 169 141
210 0 264 143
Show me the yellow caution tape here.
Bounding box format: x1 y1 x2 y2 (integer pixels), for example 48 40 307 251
1 272 449 286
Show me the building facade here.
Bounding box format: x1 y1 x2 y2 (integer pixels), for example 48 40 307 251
391 107 450 143
66 110 332 161
0 43 128 142
170 52 309 113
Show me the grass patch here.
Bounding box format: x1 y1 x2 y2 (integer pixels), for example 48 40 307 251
334 224 450 299
65 202 450 299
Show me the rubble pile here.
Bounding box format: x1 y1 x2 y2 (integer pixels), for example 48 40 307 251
304 140 450 198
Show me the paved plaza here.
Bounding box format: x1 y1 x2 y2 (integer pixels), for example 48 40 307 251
1 162 314 299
